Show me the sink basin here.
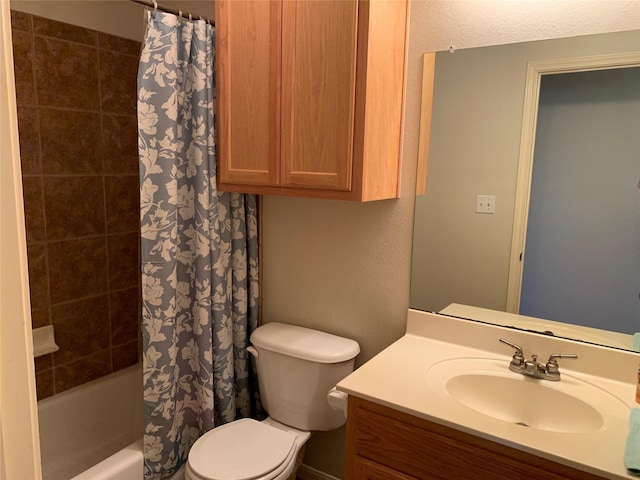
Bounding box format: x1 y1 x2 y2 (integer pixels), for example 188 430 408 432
427 358 629 434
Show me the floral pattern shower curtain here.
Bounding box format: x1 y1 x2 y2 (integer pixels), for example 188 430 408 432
137 11 259 480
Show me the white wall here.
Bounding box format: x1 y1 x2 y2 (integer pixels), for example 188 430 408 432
418 0 640 52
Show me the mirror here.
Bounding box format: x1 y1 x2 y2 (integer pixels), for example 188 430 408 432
411 29 640 352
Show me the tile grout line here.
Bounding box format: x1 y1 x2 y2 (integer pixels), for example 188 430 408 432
97 41 115 376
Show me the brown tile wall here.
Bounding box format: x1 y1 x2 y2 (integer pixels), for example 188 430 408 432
11 10 142 400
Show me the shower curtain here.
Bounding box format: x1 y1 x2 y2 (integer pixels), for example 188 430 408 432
137 11 259 480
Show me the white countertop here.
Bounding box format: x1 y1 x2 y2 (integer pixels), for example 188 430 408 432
337 309 639 480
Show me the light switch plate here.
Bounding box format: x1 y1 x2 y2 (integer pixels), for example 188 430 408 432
476 195 496 214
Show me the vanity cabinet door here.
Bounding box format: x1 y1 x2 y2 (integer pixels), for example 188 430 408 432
353 456 417 480
215 0 408 201
345 396 606 480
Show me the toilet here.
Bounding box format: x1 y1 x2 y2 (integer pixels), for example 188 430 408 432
185 322 360 480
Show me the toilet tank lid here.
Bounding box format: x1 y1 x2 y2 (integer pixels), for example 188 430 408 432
250 322 360 363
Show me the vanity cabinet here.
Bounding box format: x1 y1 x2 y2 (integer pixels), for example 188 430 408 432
215 0 408 201
345 396 605 480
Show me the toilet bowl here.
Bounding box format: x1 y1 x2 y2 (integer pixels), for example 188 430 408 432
185 417 310 480
184 322 359 480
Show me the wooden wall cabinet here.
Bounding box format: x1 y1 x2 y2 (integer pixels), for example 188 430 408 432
345 396 606 480
215 0 409 201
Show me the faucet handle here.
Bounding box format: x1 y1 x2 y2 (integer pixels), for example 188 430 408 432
545 353 578 374
499 338 525 366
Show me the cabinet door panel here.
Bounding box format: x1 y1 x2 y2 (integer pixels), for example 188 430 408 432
346 396 605 480
216 0 280 186
281 0 357 190
353 456 418 480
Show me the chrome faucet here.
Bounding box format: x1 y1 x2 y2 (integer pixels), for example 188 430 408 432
499 338 577 381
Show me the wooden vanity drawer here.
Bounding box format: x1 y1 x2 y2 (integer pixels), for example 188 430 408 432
345 396 605 480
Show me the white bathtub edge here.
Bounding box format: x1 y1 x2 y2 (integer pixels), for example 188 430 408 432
70 439 142 480
38 364 142 480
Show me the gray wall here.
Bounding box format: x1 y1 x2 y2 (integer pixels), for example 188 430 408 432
520 67 640 334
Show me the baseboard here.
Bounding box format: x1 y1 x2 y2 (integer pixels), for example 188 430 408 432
297 464 342 480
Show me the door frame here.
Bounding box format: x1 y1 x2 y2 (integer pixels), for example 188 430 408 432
0 1 42 478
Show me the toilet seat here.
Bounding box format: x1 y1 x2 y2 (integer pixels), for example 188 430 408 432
186 418 298 480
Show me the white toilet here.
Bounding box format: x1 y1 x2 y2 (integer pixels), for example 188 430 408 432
185 322 360 480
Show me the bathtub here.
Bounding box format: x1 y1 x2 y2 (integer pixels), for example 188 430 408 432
71 440 142 480
70 439 186 480
37 364 143 480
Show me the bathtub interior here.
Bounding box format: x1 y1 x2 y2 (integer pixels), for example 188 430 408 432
37 364 142 480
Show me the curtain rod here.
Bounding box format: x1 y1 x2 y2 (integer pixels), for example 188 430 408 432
129 0 214 26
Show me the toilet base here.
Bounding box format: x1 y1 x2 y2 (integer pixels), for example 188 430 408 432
286 443 306 480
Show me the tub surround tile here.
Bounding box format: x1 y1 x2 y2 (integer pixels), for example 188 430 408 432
13 10 142 398
17 106 41 175
39 108 103 174
32 15 98 46
34 36 99 110
36 369 55 400
110 287 140 346
43 176 105 240
105 175 140 234
48 237 108 304
54 349 112 394
99 49 138 115
27 244 49 311
52 295 110 365
102 114 138 174
31 308 50 329
11 29 36 106
98 32 140 56
22 176 45 244
35 353 53 374
107 233 140 290
10 10 32 32
112 341 139 371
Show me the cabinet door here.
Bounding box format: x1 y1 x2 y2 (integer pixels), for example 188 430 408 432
347 396 606 480
216 0 280 186
353 457 418 480
280 0 358 191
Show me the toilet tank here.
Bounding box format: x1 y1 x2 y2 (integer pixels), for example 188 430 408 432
250 322 360 431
